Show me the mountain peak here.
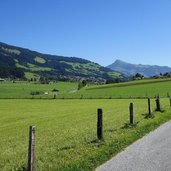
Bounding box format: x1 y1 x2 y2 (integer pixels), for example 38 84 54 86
113 59 130 65
107 60 171 77
115 59 125 63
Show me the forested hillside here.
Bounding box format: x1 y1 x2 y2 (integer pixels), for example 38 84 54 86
0 42 123 82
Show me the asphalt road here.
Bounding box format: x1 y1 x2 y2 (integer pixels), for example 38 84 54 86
96 120 171 171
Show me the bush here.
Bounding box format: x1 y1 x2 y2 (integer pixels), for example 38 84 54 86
78 79 87 90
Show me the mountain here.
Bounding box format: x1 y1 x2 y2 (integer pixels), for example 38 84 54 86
0 42 123 82
107 59 171 77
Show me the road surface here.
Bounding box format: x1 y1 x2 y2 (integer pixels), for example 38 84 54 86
96 120 171 171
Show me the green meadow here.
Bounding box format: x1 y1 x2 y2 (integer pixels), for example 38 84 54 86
73 78 171 99
0 81 77 99
1 79 171 170
1 98 171 171
1 78 171 99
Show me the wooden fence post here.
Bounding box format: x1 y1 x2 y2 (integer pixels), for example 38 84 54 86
148 98 151 115
97 108 103 140
167 92 170 97
28 126 36 171
169 96 171 107
155 95 161 111
129 103 134 125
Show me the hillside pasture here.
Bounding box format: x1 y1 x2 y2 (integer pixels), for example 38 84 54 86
71 78 171 99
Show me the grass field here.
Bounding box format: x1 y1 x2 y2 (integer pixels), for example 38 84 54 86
0 81 77 99
1 78 171 170
1 78 171 99
1 98 171 170
70 78 171 99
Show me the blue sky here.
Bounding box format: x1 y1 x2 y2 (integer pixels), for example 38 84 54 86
0 0 171 66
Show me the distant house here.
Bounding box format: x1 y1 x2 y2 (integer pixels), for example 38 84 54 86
52 88 59 93
52 88 59 98
0 78 5 82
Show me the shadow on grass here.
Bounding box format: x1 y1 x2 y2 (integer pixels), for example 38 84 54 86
58 145 76 151
104 128 117 133
155 109 165 113
142 113 155 119
142 109 166 119
17 166 27 171
88 139 105 147
121 121 139 129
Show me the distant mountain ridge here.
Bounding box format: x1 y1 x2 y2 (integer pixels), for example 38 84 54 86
107 59 171 77
0 42 123 81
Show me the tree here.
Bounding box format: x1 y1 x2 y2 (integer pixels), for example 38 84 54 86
133 73 144 80
106 78 120 84
39 76 50 84
78 79 87 90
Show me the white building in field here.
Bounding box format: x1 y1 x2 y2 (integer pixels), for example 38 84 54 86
0 78 5 82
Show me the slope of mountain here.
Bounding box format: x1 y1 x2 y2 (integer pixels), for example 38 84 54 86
107 59 171 77
0 42 123 81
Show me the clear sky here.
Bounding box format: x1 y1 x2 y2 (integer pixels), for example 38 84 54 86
0 0 171 67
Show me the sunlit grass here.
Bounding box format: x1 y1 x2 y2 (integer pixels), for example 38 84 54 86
0 81 77 99
1 78 171 99
0 98 171 170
